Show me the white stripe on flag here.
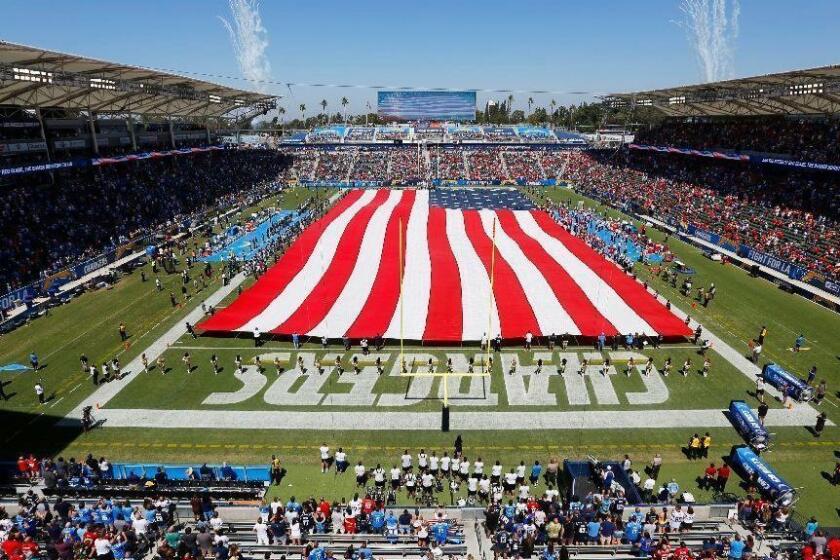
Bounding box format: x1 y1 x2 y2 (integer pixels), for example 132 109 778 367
384 190 430 339
446 208 500 340
308 190 404 336
479 210 580 335
239 189 378 333
514 211 654 334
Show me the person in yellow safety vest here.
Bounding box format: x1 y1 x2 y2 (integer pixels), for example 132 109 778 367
701 433 712 459
688 434 702 460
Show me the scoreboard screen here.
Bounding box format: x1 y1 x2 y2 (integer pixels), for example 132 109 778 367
377 90 476 121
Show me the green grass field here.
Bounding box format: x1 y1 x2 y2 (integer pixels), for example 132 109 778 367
1 186 838 525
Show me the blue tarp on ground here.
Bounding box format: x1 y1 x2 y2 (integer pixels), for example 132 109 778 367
201 210 306 263
0 363 31 372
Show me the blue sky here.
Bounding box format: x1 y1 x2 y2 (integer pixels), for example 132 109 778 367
2 0 838 118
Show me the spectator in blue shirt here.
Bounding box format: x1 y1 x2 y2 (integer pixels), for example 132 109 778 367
432 521 450 545
805 517 819 538
358 542 373 560
624 520 641 543
370 509 385 533
586 519 601 543
530 461 542 484
728 534 746 560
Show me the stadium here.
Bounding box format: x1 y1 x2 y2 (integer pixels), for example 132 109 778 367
0 3 839 560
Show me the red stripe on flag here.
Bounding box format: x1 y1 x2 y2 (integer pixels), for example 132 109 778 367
531 211 692 337
462 210 540 338
345 190 417 338
423 207 463 341
496 210 618 335
198 190 366 332
272 190 391 335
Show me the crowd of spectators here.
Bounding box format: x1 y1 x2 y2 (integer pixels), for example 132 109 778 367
349 149 389 182
566 150 839 281
434 149 467 180
387 148 424 183
538 151 568 178
0 149 289 293
466 149 505 181
635 118 840 164
313 151 353 182
503 151 544 183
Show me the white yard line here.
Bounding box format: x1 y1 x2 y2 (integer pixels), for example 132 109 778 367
63 272 249 420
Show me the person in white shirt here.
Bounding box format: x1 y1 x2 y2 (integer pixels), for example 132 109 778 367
335 447 348 474
518 483 531 501
478 475 491 501
491 461 503 483
450 456 460 478
458 457 470 481
421 472 435 493
669 505 686 532
270 497 282 516
132 512 148 536
504 470 518 493
373 464 386 487
405 472 417 497
629 470 641 486
429 452 439 475
390 465 402 489
440 453 451 477
349 496 362 516
467 475 479 497
622 455 632 472
401 450 412 472
319 444 331 473
253 518 270 545
525 331 533 350
418 450 429 471
516 461 527 483
473 458 484 475
93 533 112 558
209 513 224 532
354 462 367 487
545 487 560 502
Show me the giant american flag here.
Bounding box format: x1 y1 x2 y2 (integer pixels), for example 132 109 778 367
198 188 691 341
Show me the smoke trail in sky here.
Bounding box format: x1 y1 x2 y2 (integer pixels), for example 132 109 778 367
218 0 271 91
676 0 740 82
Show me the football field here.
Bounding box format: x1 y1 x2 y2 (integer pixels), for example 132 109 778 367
1 186 838 524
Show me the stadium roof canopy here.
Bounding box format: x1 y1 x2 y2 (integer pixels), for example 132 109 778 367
605 65 840 117
0 41 277 121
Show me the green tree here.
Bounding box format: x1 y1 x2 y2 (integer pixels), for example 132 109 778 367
320 99 328 124
341 97 349 123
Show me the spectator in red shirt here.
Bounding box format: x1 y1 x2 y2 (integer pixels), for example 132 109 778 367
716 464 731 492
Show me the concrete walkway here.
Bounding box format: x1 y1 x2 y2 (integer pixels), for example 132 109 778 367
58 404 822 431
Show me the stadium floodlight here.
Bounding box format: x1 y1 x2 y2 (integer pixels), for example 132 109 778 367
13 67 52 83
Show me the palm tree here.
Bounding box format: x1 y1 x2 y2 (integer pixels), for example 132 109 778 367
550 99 557 124
507 94 514 117
320 99 328 124
527 97 534 117
340 97 349 124
277 106 286 134
299 104 306 126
